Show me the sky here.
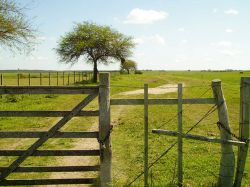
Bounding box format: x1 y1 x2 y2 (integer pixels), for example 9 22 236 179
1 0 250 71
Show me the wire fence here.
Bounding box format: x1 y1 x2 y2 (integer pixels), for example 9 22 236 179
0 71 93 86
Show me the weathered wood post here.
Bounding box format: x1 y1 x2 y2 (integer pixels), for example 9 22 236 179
17 73 20 86
40 73 42 85
57 72 59 86
234 77 250 187
28 73 31 86
0 74 2 86
99 73 112 186
73 71 76 83
68 72 70 85
48 72 51 86
144 84 149 187
62 72 65 85
177 83 183 187
212 79 235 187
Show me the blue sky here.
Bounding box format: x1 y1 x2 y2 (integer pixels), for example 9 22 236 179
1 0 250 70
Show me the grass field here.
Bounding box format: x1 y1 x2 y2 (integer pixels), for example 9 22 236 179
0 70 249 186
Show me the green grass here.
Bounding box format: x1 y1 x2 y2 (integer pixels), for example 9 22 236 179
0 70 249 186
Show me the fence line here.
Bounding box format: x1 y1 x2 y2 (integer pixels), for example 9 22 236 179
0 71 93 86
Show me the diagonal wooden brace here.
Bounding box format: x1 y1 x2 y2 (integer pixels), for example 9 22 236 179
0 93 98 181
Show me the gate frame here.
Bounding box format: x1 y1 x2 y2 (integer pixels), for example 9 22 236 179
0 73 112 186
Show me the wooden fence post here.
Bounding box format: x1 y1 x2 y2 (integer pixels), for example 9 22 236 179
212 79 235 187
74 71 76 83
99 73 111 186
62 72 65 85
234 77 250 187
28 73 31 86
177 83 183 187
68 72 70 85
49 72 51 86
144 84 149 187
1 74 3 86
57 72 59 86
40 73 42 86
17 73 20 86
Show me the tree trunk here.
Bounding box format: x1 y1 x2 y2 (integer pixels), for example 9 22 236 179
93 60 98 83
127 69 130 74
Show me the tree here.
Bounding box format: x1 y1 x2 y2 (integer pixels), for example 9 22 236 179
120 59 137 74
56 21 135 83
0 0 35 52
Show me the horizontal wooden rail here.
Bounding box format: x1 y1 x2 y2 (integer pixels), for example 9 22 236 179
152 129 246 146
110 98 215 105
0 178 96 185
0 150 100 156
0 165 100 172
0 86 99 95
0 110 99 117
0 131 98 138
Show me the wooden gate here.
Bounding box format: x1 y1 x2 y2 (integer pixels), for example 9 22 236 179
0 73 111 186
111 78 250 187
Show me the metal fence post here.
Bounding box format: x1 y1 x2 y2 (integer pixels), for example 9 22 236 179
99 73 111 186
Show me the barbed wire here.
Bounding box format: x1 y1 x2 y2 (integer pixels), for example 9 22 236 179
127 102 218 186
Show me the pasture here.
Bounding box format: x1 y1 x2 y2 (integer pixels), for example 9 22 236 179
0 70 249 186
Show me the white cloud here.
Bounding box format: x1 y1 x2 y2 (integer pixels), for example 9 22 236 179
220 49 242 56
211 41 232 47
37 56 48 60
212 8 218 13
224 9 239 15
135 52 145 57
134 34 166 46
149 34 166 45
178 28 185 32
29 56 49 61
175 56 187 63
124 8 168 24
181 39 188 44
225 29 233 33
37 36 47 41
133 37 144 44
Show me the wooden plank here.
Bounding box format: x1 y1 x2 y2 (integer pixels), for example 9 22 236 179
152 130 246 146
234 77 250 187
177 84 183 187
212 79 235 186
0 86 99 94
0 131 99 138
0 178 96 185
0 150 100 156
144 84 149 187
0 165 100 172
0 93 98 180
99 73 112 185
0 110 99 117
110 98 215 106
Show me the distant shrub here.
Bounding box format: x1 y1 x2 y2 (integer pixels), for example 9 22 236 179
135 70 143 74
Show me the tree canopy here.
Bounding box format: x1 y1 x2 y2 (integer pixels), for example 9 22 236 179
0 0 35 52
56 21 135 82
121 59 137 74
